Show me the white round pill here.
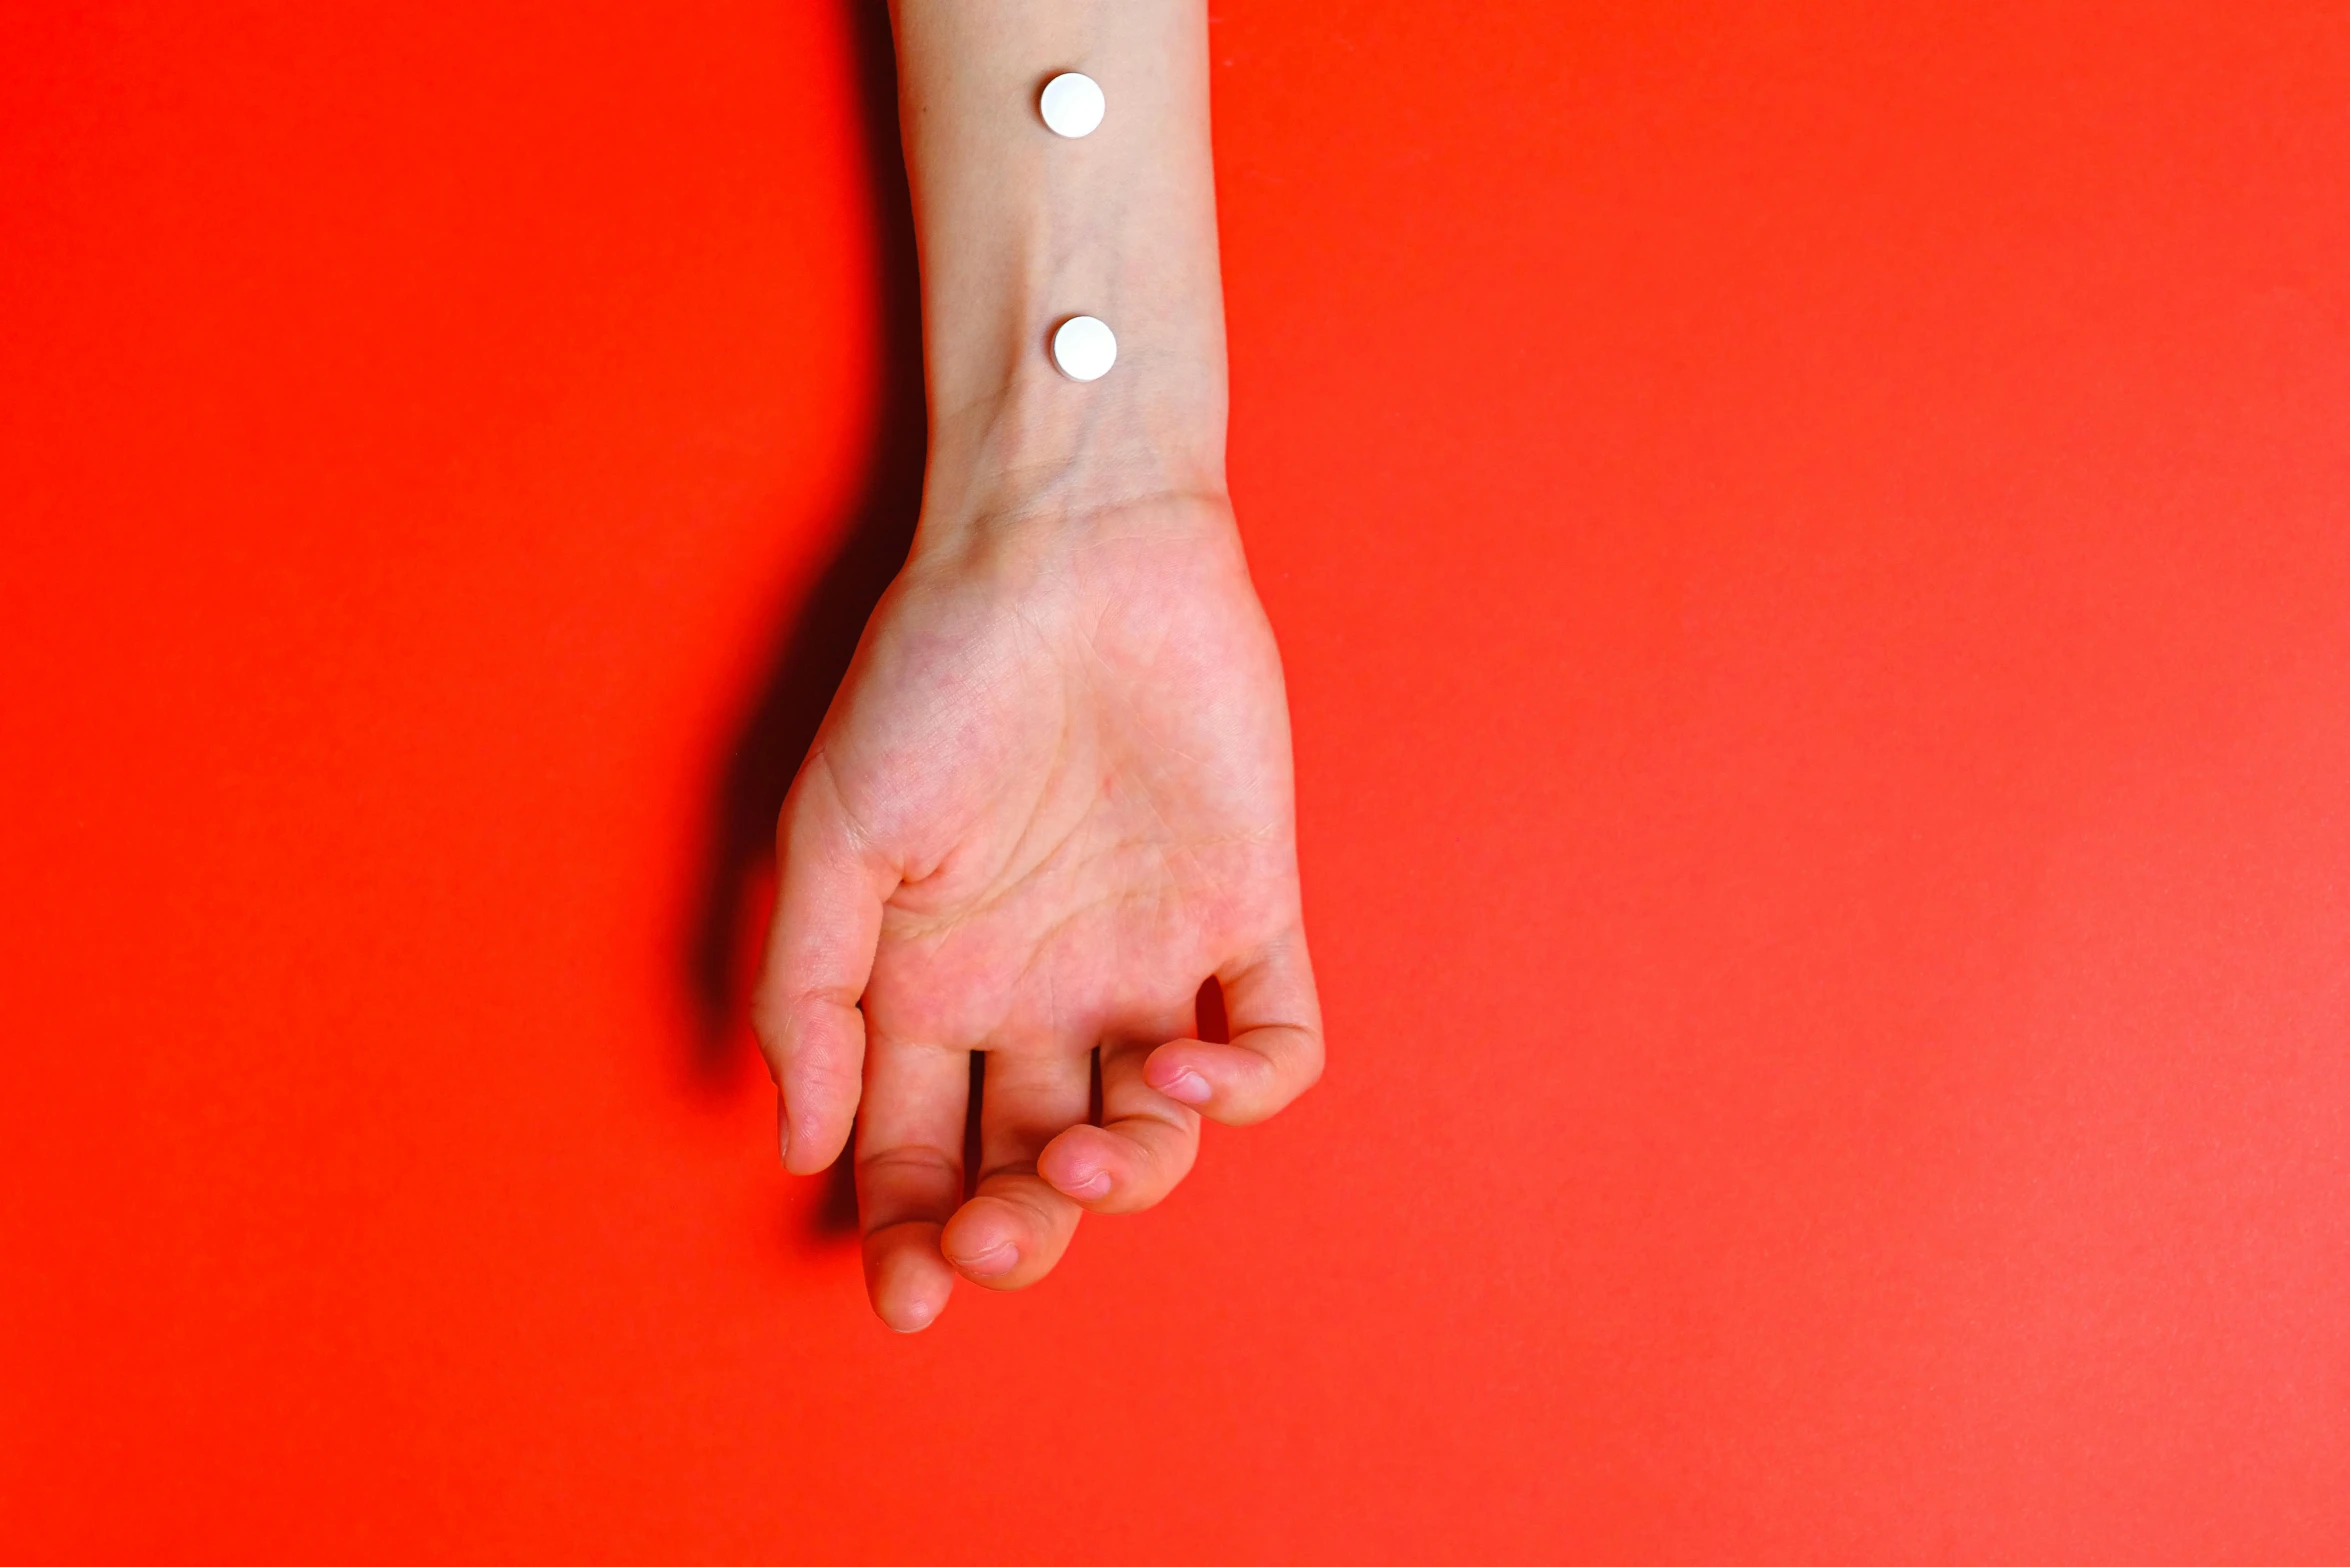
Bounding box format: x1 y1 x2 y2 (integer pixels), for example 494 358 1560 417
1039 72 1106 138
1051 315 1117 381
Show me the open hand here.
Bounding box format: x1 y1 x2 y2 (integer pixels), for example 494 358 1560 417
752 493 1322 1331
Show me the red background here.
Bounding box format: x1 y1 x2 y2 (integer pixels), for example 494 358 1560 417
6 1 2348 1560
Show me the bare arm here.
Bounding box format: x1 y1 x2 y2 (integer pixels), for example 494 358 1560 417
896 0 1227 517
752 0 1322 1332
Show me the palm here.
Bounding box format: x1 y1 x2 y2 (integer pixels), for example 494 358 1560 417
754 500 1323 1330
848 510 1290 1054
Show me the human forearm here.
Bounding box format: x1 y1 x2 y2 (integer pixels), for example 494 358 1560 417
889 0 1229 536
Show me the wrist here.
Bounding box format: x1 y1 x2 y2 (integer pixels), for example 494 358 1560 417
918 353 1226 530
906 390 1240 578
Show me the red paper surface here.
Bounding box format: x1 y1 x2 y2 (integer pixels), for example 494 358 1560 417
5 2 2347 1560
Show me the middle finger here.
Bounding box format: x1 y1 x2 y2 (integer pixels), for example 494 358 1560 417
940 1045 1093 1289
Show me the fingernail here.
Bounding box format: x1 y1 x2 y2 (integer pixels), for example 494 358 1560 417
776 1094 791 1164
1053 1165 1111 1199
948 1240 1017 1279
1158 1069 1211 1106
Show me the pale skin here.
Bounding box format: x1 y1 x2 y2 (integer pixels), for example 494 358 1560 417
751 0 1321 1332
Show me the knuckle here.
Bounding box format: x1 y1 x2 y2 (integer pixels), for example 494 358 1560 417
747 991 791 1054
858 1144 960 1185
1103 1120 1194 1193
791 1046 861 1099
761 1001 866 1093
997 1178 1080 1229
1291 1029 1327 1090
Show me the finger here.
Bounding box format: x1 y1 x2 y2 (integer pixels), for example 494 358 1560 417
855 1031 970 1333
1143 936 1325 1126
940 1048 1091 1290
750 755 897 1175
1038 1037 1200 1214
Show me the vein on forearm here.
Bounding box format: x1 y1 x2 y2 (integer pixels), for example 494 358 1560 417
889 0 1228 512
